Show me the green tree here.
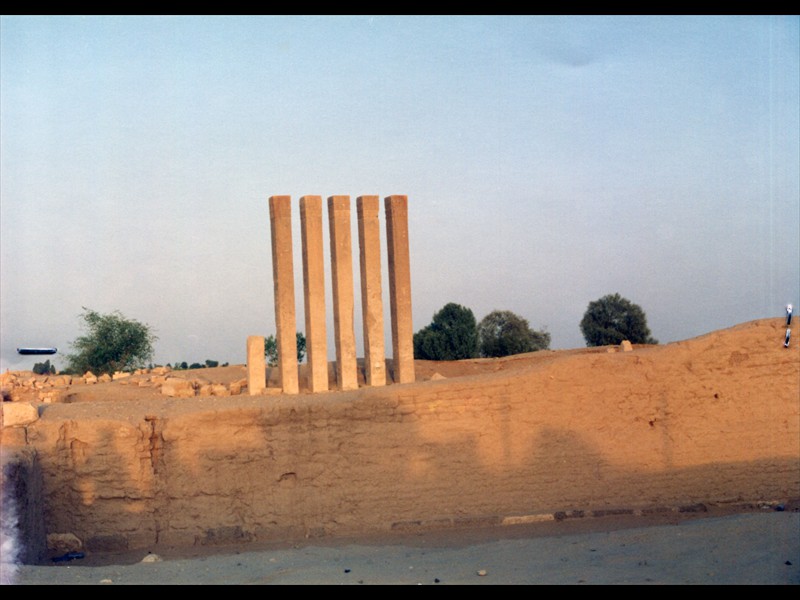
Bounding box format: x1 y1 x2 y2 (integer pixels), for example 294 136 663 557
32 359 56 375
64 307 157 375
477 310 551 358
205 359 219 368
413 302 479 360
580 293 658 347
265 332 307 367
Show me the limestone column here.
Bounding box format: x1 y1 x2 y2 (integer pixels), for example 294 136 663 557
385 195 415 384
357 196 386 386
246 335 266 395
300 195 328 393
327 195 358 391
268 195 299 395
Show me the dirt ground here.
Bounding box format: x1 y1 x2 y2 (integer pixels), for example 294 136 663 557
9 503 800 585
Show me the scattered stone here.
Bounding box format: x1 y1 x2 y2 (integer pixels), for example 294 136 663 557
620 340 633 352
47 532 83 553
211 384 230 397
160 377 195 398
140 553 162 563
39 389 66 403
477 569 487 576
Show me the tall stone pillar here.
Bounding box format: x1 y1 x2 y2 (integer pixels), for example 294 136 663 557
357 195 386 386
268 195 299 395
385 195 415 384
300 195 329 393
246 335 266 395
327 195 358 391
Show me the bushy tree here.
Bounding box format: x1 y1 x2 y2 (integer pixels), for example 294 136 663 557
265 332 307 367
32 359 56 375
413 302 479 360
205 359 219 368
580 293 658 347
478 310 551 358
64 307 157 375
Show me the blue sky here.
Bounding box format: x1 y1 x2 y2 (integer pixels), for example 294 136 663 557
2 15 798 372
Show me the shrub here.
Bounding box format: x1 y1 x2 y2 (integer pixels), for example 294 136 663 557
580 293 658 346
478 310 550 357
413 303 479 360
265 332 307 367
64 307 157 375
32 360 56 375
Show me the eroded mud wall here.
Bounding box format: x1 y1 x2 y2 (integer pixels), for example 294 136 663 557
4 320 800 555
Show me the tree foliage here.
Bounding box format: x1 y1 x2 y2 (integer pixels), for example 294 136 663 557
477 310 551 358
265 332 307 367
65 307 157 375
579 293 658 347
413 302 479 360
32 359 56 375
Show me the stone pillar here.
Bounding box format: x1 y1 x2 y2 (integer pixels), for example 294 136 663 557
268 195 299 395
246 335 266 395
385 195 415 384
300 195 329 393
327 195 358 391
357 196 386 386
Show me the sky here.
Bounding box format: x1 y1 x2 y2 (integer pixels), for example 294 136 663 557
1 15 798 373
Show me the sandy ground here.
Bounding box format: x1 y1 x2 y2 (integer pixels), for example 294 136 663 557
8 506 799 585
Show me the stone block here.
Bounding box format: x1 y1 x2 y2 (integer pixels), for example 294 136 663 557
247 335 266 396
1 402 39 427
160 378 195 398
